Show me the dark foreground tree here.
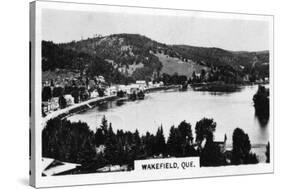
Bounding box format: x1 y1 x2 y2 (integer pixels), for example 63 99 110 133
167 126 182 157
42 118 96 165
42 86 52 101
266 142 270 163
231 128 258 165
154 126 166 156
58 95 67 109
178 120 193 144
195 118 216 149
167 121 196 157
200 140 226 166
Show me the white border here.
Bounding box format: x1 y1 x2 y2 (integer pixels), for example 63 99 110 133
32 1 274 187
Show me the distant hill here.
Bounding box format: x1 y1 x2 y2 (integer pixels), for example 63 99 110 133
42 33 269 84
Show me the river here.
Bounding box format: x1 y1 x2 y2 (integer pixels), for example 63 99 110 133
68 85 270 162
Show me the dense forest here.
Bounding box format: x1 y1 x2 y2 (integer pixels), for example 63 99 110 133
42 116 267 174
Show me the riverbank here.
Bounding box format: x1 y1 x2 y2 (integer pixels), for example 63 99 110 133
42 95 118 126
190 81 269 93
42 85 181 126
144 85 181 93
192 83 241 92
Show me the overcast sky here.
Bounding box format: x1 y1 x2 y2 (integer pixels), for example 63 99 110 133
42 9 270 51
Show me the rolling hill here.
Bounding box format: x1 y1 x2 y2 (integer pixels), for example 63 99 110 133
42 33 269 84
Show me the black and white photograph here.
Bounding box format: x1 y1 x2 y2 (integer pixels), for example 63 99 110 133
29 0 274 187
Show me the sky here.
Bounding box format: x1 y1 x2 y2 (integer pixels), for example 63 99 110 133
42 9 270 51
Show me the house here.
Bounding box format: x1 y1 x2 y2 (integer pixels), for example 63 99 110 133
90 90 99 98
49 97 59 111
136 80 147 90
148 81 153 88
116 85 127 92
42 158 80 176
198 134 227 153
105 86 117 96
64 94 74 106
213 134 227 153
127 84 140 94
96 164 128 172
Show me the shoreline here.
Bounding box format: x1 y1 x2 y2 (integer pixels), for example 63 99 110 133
42 95 118 126
42 85 182 126
42 83 266 127
43 85 268 164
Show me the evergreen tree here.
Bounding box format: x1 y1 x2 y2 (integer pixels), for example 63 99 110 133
58 95 67 109
167 126 182 157
231 128 258 165
104 123 118 165
42 86 52 101
142 132 155 157
154 126 166 156
42 118 96 165
95 128 105 146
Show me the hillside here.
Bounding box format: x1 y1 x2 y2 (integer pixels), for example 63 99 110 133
42 33 269 84
154 53 208 78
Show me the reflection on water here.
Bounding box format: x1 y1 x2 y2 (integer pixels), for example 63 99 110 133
255 113 270 127
68 85 270 159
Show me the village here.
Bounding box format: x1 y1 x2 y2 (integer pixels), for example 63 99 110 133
42 73 166 117
42 67 269 117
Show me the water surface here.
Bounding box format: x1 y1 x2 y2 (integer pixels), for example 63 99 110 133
68 85 270 160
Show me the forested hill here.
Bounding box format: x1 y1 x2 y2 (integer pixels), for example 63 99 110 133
42 33 269 84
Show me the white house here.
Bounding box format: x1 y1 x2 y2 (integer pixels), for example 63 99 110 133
90 90 99 98
136 80 147 90
64 94 74 106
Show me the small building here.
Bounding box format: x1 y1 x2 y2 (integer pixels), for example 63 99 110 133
42 158 80 176
105 86 117 96
148 81 153 88
90 90 99 98
49 97 60 111
136 80 147 90
64 94 74 106
127 84 140 94
213 134 227 153
96 164 128 172
159 81 164 86
116 85 127 92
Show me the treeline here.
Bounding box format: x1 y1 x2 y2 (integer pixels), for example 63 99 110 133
159 73 188 86
253 85 270 123
42 116 266 174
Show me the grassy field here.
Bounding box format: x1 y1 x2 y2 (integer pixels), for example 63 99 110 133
155 53 208 78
